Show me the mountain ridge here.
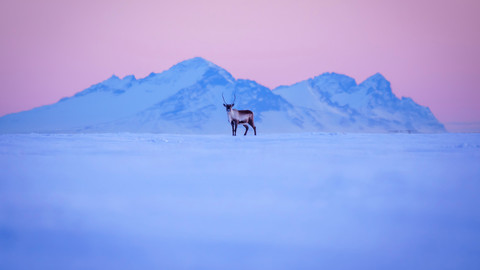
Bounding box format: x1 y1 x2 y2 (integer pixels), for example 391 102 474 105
0 57 445 134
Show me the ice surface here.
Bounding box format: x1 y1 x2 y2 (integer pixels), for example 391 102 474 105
1 133 479 269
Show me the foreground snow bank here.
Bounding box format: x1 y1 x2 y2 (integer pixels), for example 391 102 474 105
1 133 479 269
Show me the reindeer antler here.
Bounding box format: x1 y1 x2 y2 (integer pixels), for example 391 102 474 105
232 92 236 105
222 93 227 105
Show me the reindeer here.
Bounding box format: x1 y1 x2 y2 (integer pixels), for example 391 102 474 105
223 93 256 136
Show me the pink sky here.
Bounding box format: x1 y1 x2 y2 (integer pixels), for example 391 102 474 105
1 0 479 130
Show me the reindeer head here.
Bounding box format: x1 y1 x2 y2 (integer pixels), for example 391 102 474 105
223 104 234 112
222 93 236 112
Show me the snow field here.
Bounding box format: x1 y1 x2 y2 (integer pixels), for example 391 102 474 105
0 133 479 269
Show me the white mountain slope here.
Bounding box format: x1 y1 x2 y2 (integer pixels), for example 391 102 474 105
0 57 445 133
274 72 445 132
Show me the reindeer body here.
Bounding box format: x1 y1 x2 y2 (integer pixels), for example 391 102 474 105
227 109 252 124
223 94 256 136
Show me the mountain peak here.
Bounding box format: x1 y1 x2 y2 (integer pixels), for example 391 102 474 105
366 72 387 81
106 74 120 81
312 72 357 91
184 56 211 64
91 74 121 88
360 73 391 93
123 74 136 81
174 57 216 69
166 57 228 76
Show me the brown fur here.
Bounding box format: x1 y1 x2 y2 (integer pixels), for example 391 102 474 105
224 105 256 136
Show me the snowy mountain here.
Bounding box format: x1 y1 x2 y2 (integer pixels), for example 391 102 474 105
274 72 445 132
0 57 445 134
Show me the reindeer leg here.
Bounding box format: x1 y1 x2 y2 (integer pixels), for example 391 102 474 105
249 119 256 136
234 121 238 136
243 124 249 136
231 121 235 136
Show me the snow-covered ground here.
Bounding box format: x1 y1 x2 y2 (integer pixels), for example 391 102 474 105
1 132 479 270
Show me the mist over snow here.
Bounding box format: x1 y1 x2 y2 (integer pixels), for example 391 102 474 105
0 57 444 134
1 132 479 269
